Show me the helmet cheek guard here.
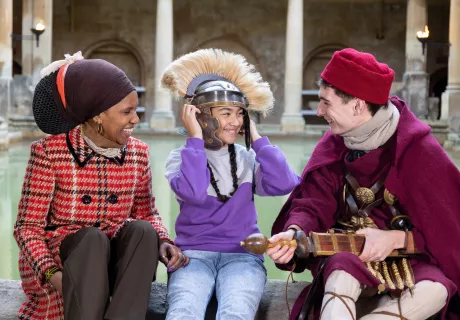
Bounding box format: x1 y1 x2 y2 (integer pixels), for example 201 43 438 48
189 78 250 150
161 49 274 146
195 106 223 151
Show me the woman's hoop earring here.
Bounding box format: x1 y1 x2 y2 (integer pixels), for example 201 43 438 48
97 123 103 135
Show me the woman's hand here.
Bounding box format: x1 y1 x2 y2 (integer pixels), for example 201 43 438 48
181 104 203 139
159 242 189 273
49 271 63 296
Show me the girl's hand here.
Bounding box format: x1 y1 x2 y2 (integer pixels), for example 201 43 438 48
249 119 262 143
240 119 261 143
181 104 203 139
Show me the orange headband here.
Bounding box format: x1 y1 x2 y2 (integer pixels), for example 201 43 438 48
56 64 69 109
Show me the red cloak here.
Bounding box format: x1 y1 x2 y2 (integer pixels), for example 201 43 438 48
272 96 460 319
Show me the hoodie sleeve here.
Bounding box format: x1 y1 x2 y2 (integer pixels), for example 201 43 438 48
252 136 301 196
165 138 210 205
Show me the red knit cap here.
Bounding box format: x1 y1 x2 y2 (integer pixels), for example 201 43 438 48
320 48 395 105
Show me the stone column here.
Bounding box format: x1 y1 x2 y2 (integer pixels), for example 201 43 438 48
281 0 305 132
150 0 175 130
21 0 33 76
0 0 13 150
402 0 429 119
441 0 460 134
22 0 52 84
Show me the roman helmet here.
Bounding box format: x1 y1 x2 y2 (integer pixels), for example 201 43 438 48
160 48 274 150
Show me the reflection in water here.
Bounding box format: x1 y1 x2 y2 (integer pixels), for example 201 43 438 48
0 145 29 281
1 135 459 284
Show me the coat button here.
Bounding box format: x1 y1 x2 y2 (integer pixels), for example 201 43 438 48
82 195 92 204
93 221 100 228
108 194 118 204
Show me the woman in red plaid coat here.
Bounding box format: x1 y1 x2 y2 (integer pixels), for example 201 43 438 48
13 52 188 320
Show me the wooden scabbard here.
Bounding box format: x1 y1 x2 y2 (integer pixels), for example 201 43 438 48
306 231 420 257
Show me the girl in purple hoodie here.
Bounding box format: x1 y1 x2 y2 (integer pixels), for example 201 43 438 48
160 49 300 320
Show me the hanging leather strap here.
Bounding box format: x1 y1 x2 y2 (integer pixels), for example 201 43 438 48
389 204 400 217
297 257 330 320
345 191 360 215
361 199 384 216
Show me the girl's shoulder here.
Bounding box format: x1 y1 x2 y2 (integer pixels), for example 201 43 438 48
166 145 185 162
233 143 256 165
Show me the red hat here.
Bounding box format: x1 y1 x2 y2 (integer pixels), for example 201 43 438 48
320 48 395 105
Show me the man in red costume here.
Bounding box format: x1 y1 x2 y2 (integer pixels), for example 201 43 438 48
269 48 460 320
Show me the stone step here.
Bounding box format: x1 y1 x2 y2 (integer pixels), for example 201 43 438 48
0 278 433 319
0 279 308 320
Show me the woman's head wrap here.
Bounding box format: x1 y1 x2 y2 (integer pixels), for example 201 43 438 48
33 51 135 135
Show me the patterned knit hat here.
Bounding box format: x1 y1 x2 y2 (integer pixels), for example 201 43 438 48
320 48 395 105
33 51 135 135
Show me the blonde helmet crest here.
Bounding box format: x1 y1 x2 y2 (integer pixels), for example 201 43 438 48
160 48 274 116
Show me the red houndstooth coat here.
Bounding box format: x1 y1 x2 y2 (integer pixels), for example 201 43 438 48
13 126 172 320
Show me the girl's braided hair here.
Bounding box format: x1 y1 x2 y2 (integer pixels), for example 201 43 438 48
207 143 239 202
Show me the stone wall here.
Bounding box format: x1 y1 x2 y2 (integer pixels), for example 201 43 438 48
52 0 158 121
173 0 407 123
50 0 410 125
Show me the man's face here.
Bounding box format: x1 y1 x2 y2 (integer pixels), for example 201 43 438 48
317 86 369 135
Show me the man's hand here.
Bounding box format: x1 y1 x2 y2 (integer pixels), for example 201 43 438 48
266 230 297 264
357 228 406 262
49 271 63 296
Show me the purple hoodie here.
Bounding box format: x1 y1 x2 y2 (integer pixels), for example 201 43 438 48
165 136 300 256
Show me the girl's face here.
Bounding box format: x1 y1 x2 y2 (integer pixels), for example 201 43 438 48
211 106 245 147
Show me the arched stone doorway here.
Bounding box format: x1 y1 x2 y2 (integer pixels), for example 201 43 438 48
302 44 346 124
83 40 146 121
303 44 346 91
